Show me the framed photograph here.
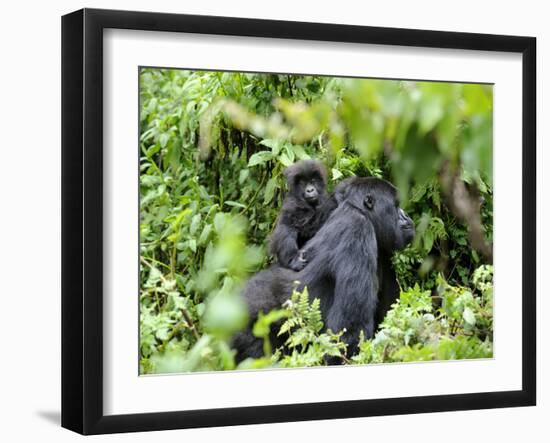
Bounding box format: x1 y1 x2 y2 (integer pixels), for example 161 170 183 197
61 8 536 435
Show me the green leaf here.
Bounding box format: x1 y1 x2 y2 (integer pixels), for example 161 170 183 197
224 201 247 209
332 168 343 180
260 139 283 156
203 293 249 339
238 169 249 184
198 224 212 245
278 152 293 167
248 151 273 167
156 327 170 341
264 177 277 204
213 213 227 233
463 307 476 326
159 133 169 149
418 96 443 134
292 145 310 160
423 230 434 252
284 145 295 162
190 214 201 236
253 309 289 338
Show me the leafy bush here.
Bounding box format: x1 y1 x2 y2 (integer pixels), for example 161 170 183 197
352 265 493 364
139 68 493 373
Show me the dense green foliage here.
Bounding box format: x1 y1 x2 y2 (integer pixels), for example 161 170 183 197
139 68 493 374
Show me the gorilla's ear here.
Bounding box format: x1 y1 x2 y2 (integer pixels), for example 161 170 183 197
333 177 356 204
283 165 294 180
315 162 329 184
283 164 299 189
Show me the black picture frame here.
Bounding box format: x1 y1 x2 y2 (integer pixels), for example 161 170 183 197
61 8 536 435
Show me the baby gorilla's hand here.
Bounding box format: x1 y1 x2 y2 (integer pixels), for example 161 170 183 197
289 250 308 271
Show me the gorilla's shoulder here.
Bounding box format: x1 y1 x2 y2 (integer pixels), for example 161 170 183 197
326 202 366 226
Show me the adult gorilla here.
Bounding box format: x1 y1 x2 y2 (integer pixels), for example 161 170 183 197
232 177 414 362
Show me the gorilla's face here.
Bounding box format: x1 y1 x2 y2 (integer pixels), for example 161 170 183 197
285 160 328 208
394 207 415 249
338 177 415 253
296 175 324 206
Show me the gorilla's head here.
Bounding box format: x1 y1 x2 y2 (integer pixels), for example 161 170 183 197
335 177 415 253
284 160 328 207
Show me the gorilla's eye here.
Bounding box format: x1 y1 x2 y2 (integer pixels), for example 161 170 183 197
364 195 374 210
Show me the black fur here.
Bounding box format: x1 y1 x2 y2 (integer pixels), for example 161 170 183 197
233 177 414 363
268 160 336 271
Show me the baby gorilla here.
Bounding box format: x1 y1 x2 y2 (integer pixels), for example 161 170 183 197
233 177 415 362
269 160 336 271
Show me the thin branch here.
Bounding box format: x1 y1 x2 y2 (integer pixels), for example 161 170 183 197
238 172 267 215
440 164 493 264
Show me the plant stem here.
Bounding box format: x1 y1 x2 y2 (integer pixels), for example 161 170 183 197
141 255 171 271
287 75 293 97
239 173 267 215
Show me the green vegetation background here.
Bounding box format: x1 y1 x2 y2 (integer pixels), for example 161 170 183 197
139 69 494 374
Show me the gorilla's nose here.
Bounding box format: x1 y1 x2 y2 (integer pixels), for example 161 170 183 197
402 220 414 230
400 217 414 230
305 185 316 195
398 209 414 230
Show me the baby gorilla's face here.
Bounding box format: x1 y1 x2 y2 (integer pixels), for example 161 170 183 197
299 176 322 206
296 175 324 206
284 159 328 208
